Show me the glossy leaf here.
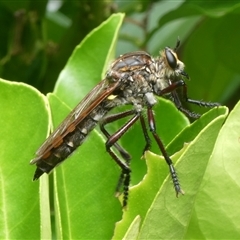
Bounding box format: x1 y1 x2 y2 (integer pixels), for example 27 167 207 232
185 100 240 239
113 106 227 239
54 13 125 109
137 107 227 239
0 78 50 239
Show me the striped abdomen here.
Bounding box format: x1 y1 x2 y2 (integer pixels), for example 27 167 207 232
33 104 109 180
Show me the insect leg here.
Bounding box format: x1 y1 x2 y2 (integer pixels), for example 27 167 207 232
139 114 152 155
159 80 220 117
102 111 152 159
105 113 140 207
178 80 220 107
147 107 184 196
100 110 136 161
171 90 201 119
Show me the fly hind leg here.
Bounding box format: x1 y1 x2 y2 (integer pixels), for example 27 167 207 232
101 110 139 207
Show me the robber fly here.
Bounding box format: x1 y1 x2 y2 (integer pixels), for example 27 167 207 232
30 40 220 207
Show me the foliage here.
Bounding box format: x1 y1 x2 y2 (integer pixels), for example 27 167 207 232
0 1 240 239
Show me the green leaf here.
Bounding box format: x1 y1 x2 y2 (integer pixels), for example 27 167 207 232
186 100 240 239
157 1 240 27
146 1 240 54
0 78 51 239
113 106 227 239
39 175 51 239
122 215 141 240
167 106 227 155
183 14 240 106
137 107 228 239
54 13 125 109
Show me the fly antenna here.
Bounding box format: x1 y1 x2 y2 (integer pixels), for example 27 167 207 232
174 37 181 52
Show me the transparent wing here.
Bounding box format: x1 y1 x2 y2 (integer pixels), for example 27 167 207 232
31 78 119 163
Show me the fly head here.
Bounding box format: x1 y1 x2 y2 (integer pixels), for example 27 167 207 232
164 46 189 79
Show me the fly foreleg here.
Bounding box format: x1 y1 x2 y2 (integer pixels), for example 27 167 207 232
171 90 201 118
103 112 140 207
159 80 220 118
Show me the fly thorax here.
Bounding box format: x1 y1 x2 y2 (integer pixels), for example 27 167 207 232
104 95 128 109
151 62 171 94
123 72 151 96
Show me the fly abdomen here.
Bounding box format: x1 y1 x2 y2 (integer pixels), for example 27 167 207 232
32 104 109 180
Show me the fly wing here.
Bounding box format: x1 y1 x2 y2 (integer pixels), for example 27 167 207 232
30 78 120 164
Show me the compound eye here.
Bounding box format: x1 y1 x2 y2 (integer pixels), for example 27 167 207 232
165 47 177 69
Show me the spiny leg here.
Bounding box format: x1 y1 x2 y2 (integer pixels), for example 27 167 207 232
178 79 220 107
105 112 140 207
101 110 135 205
159 79 220 117
147 107 184 196
171 90 201 119
139 114 152 155
100 110 136 162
